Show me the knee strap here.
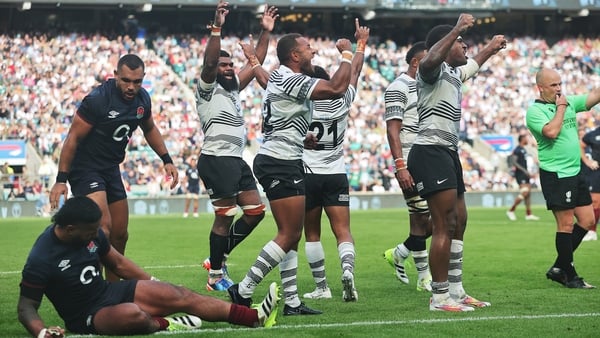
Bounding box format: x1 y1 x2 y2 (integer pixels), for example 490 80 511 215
241 203 266 216
213 205 238 217
405 195 429 215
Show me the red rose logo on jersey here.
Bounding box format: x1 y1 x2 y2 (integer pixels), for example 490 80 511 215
136 106 145 119
87 241 98 253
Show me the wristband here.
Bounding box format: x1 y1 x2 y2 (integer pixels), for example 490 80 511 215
249 55 260 68
356 40 366 53
394 158 405 168
341 51 353 61
150 276 160 281
556 103 567 107
38 329 47 338
211 24 221 36
393 166 408 174
56 171 68 184
341 58 352 64
160 153 173 165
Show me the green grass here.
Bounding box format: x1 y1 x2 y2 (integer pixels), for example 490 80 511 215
1 207 599 337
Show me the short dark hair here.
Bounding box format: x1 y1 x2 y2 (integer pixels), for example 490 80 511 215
518 134 527 143
405 41 427 65
425 25 454 49
117 54 145 72
277 33 302 64
219 50 231 58
52 196 102 228
311 65 330 80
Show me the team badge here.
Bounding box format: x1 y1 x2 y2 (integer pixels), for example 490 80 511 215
136 106 145 119
87 241 98 253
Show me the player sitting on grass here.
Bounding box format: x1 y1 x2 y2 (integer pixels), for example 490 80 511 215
18 196 279 337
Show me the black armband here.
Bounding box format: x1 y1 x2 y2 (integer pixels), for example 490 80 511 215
160 153 173 165
56 171 69 184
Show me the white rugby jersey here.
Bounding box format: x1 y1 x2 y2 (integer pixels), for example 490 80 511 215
384 73 419 162
195 76 245 157
414 59 479 151
303 85 356 174
258 65 319 160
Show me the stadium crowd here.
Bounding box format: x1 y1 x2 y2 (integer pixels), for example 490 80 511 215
2 30 600 200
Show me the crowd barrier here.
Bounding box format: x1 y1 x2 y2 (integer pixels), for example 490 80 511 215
0 190 546 219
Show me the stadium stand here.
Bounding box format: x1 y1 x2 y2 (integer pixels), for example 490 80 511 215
2 2 600 199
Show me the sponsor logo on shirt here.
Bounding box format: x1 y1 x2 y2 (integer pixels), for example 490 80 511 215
108 110 120 119
136 106 145 119
58 259 71 271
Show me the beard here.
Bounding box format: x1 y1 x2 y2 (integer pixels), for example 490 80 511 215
217 73 239 92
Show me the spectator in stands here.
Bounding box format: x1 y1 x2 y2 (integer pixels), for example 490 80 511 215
49 54 179 282
526 67 599 289
194 0 278 292
407 14 505 311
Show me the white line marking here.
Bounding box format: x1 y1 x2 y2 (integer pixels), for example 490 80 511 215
65 312 600 336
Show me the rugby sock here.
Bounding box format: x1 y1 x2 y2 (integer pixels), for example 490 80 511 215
239 240 286 298
554 232 576 279
571 223 588 252
208 269 224 284
153 317 169 330
305 241 328 289
431 281 450 303
448 239 466 299
209 231 228 270
338 242 355 275
228 304 258 327
413 249 430 280
394 243 410 260
227 218 257 254
279 250 301 307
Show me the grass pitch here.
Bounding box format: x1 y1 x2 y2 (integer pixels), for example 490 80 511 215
1 206 599 337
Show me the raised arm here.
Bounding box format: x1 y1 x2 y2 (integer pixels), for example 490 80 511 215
200 0 229 84
471 35 507 69
349 18 369 88
585 87 600 110
419 13 474 80
311 19 369 100
238 4 278 89
239 39 270 89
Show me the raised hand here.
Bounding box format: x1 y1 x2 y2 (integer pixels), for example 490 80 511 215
354 18 370 43
260 4 279 32
213 0 229 27
336 38 352 54
488 34 508 54
239 34 257 59
455 13 475 33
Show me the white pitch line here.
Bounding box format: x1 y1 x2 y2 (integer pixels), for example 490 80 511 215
66 312 600 337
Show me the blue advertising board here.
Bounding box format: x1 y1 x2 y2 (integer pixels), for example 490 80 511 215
0 140 27 166
480 135 514 153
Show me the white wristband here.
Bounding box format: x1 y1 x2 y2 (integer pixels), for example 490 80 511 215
38 328 47 338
